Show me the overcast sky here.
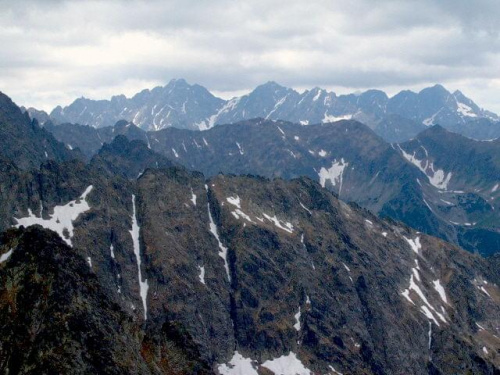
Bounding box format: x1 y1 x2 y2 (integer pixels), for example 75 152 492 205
1 0 500 113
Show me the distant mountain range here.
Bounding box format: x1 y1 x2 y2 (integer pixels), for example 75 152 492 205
28 79 500 142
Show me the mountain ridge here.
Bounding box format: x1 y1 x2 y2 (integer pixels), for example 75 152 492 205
40 112 500 256
1 96 500 372
42 79 500 142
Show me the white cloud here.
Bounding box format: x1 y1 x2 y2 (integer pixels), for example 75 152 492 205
1 0 500 113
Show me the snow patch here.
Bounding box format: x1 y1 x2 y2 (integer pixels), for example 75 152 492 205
479 285 491 298
457 102 478 118
130 195 149 320
329 365 344 374
262 352 311 375
318 149 327 157
299 202 312 215
236 142 244 155
404 236 421 254
172 148 179 158
0 248 13 263
15 185 93 247
421 305 440 326
266 95 289 120
313 89 322 101
207 202 231 282
398 146 452 190
218 351 258 375
198 265 206 285
401 273 447 326
201 97 242 130
191 189 197 206
432 279 448 304
318 159 348 195
231 209 254 223
294 307 301 331
263 213 294 233
227 196 241 209
428 321 432 350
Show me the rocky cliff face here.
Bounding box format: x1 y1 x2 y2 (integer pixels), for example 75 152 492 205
0 226 212 374
2 149 500 373
0 92 81 170
44 120 151 160
397 125 500 256
43 118 500 256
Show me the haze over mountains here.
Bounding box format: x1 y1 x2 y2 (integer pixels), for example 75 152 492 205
40 79 500 143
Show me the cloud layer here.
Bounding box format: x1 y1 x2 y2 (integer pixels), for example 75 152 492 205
1 0 500 112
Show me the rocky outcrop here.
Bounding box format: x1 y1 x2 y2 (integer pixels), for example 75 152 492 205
0 226 212 374
2 159 500 373
0 92 81 170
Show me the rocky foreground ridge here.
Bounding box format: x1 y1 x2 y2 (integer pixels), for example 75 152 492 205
1 147 500 373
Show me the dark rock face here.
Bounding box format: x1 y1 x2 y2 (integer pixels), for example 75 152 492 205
0 92 81 170
43 118 499 255
0 227 212 374
397 125 500 256
91 135 176 179
1 154 500 373
445 117 500 141
3 89 500 373
47 80 500 141
374 113 427 143
45 120 152 160
20 106 51 126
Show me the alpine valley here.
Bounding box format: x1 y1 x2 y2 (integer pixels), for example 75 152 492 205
1 78 500 375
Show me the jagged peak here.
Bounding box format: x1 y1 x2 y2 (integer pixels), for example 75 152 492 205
419 84 450 96
252 81 291 93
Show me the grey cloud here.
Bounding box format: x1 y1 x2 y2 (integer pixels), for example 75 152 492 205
1 0 500 112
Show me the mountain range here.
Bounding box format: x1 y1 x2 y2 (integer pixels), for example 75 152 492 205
2 136 500 374
44 115 500 257
2 87 500 373
31 79 500 143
